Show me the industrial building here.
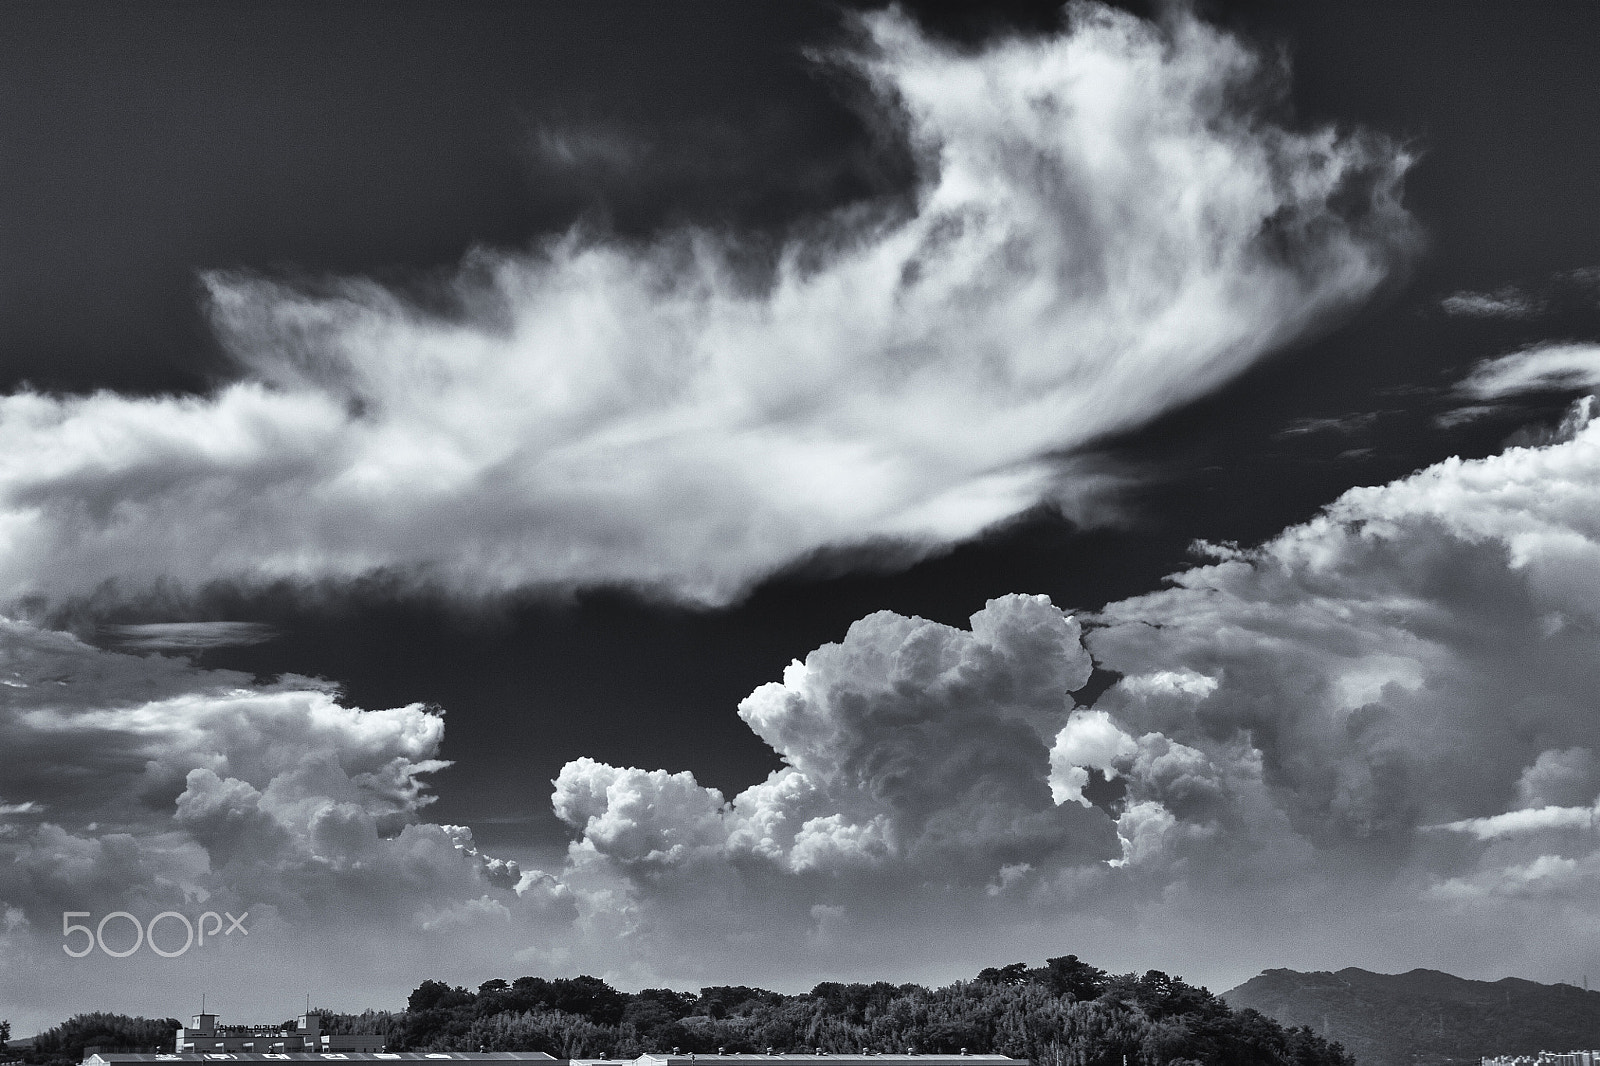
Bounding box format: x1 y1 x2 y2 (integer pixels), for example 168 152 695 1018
173 1015 384 1054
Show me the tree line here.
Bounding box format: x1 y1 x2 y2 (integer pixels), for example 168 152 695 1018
4 956 1357 1066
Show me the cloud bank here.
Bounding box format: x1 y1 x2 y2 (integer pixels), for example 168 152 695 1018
0 2 1414 608
538 400 1600 986
11 406 1600 1019
0 623 571 1026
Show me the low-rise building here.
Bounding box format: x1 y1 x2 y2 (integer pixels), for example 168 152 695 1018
582 1054 1022 1066
174 1015 384 1055
86 1054 557 1066
1482 1052 1600 1066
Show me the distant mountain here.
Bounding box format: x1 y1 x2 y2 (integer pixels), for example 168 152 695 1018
1223 967 1600 1066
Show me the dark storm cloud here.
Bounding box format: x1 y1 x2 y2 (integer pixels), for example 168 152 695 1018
0 2 1415 610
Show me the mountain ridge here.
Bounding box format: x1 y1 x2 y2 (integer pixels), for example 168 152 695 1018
1223 966 1600 1066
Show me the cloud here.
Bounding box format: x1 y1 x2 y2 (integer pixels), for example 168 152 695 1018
17 403 1600 1014
550 595 1119 933
1440 266 1600 320
1456 342 1600 400
0 2 1415 609
98 621 276 651
0 620 571 1027
544 396 1600 990
1074 402 1600 975
1440 288 1543 319
1275 412 1380 439
1428 803 1597 841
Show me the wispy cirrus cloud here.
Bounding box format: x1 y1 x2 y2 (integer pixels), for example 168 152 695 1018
98 621 276 651
1455 342 1600 401
1440 266 1600 320
0 2 1416 610
1440 288 1544 320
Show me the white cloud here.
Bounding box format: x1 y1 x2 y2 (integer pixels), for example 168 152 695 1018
1425 854 1588 902
0 2 1414 609
1439 266 1600 320
1428 804 1597 841
1456 342 1600 401
1048 709 1138 806
555 594 1110 887
1440 289 1542 319
21 402 1600 1012
0 620 570 1028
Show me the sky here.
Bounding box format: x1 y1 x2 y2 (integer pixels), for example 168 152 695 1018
2 0 1600 1035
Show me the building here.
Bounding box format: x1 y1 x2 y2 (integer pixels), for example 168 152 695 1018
85 1034 1024 1066
173 1015 385 1054
580 1055 1023 1066
90 1049 563 1056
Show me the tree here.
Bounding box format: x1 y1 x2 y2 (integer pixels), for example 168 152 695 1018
976 964 1030 987
408 980 474 1013
1032 955 1109 1001
2 1019 10 1047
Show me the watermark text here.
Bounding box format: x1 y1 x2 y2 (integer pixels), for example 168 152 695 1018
63 909 249 958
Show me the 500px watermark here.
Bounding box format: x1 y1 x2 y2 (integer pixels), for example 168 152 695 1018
62 910 249 958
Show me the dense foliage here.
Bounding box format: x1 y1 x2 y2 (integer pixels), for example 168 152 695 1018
343 958 1355 1066
16 1013 179 1065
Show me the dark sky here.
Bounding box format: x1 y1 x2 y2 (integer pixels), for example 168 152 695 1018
3 0 1595 850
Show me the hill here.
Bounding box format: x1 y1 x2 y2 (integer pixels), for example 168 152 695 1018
1223 967 1600 1066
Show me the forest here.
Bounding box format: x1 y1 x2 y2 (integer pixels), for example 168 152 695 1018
7 957 1355 1066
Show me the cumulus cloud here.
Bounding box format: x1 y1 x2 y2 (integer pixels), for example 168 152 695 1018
550 595 1118 954
1072 406 1600 975
18 402 1600 1013
540 400 1600 989
0 620 570 1027
0 2 1414 609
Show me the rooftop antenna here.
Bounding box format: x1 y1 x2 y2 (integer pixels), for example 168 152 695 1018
202 994 206 1014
